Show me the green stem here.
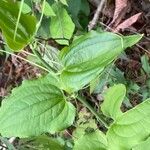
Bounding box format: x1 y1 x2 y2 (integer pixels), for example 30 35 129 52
31 42 57 73
0 49 49 72
35 0 46 34
77 95 109 129
14 0 24 41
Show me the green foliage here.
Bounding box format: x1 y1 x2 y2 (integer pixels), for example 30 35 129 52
31 135 65 150
73 109 107 150
0 0 36 51
132 137 150 150
17 1 31 14
37 17 51 38
0 74 75 137
122 34 144 48
43 1 56 17
141 54 150 75
60 0 68 6
101 84 126 120
60 31 142 93
73 130 107 150
50 2 75 45
73 108 97 140
19 135 65 150
107 98 150 150
67 0 90 29
0 1 149 149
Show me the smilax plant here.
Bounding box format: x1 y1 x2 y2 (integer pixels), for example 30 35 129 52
0 0 150 150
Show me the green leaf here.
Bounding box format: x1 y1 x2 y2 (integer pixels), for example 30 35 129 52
37 17 51 39
107 98 150 150
60 67 104 93
67 0 90 29
0 0 36 51
43 1 56 17
141 55 150 74
101 84 126 120
50 2 75 45
89 76 100 94
32 135 65 150
17 1 31 14
132 137 150 150
60 31 142 93
123 34 143 48
60 0 68 6
20 135 65 150
73 130 107 150
0 74 75 137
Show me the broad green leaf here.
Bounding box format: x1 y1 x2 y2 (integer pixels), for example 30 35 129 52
60 31 142 93
43 1 56 17
101 84 126 120
67 0 90 29
50 2 75 45
73 130 107 150
107 98 150 150
17 1 31 14
0 0 36 51
0 74 75 137
60 0 68 6
19 135 65 150
60 67 104 93
132 137 150 150
37 17 50 39
31 135 65 150
89 76 100 94
67 0 81 21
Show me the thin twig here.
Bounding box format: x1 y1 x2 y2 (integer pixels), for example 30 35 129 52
0 49 50 72
136 44 150 55
88 0 106 31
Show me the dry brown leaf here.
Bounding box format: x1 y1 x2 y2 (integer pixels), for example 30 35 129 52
114 13 142 32
110 0 129 27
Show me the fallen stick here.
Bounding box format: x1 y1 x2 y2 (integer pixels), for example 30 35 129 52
88 0 106 31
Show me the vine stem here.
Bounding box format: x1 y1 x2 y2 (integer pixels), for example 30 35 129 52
77 95 109 129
